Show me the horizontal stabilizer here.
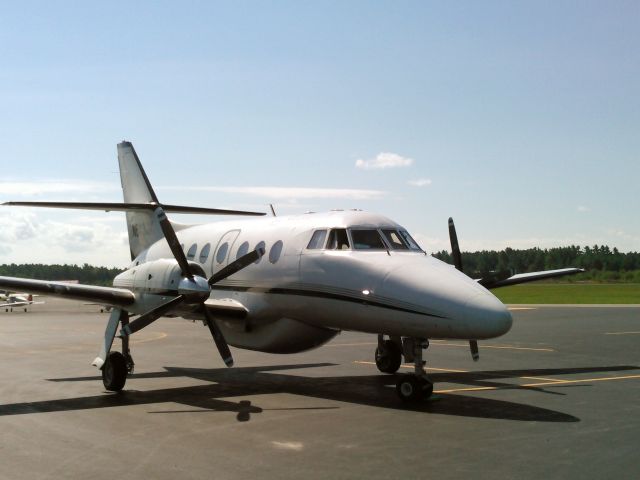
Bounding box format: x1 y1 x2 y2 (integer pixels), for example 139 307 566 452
0 277 135 307
480 268 584 289
3 201 266 216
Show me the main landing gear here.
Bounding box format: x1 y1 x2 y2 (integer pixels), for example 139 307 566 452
98 309 135 392
375 335 434 402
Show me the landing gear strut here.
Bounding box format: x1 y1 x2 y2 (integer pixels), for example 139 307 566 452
375 335 402 373
97 309 134 392
395 338 433 402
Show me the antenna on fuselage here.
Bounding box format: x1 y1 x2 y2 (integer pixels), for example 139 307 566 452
269 204 277 217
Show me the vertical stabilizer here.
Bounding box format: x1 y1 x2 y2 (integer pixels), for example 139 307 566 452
117 141 164 259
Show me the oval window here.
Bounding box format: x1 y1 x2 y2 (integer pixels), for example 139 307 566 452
199 243 211 263
269 240 283 264
236 241 249 259
254 241 266 264
187 243 197 260
216 242 229 264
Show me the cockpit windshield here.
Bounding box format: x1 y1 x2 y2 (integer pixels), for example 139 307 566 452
351 229 386 250
382 229 409 250
326 229 350 250
398 230 422 251
306 227 422 252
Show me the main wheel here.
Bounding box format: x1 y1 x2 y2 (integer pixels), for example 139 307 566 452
396 375 433 402
375 340 402 373
102 351 128 392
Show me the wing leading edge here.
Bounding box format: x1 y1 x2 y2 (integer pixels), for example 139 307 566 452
479 268 584 289
0 277 135 307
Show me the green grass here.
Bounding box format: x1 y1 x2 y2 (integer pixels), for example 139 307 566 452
493 283 640 304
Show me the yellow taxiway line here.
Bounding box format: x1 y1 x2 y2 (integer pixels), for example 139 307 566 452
604 331 640 335
429 341 555 352
434 374 640 394
330 341 554 352
353 361 468 373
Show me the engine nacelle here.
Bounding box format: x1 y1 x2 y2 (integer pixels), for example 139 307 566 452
114 259 207 295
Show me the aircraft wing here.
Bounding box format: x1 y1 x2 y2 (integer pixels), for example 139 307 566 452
0 301 28 308
0 277 135 307
480 268 584 289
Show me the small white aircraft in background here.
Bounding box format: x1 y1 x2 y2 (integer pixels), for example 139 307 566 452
0 291 44 312
0 142 581 402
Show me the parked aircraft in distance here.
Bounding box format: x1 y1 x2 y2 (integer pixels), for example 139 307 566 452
0 142 582 402
0 291 44 312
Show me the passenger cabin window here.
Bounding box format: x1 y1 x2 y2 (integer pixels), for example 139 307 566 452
187 243 197 260
351 229 386 250
307 230 327 249
236 241 249 259
254 241 266 264
269 240 283 263
216 242 229 264
199 243 211 263
326 229 350 250
382 230 409 250
399 230 422 251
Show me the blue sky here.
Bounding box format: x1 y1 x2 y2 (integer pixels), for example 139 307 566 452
0 1 638 266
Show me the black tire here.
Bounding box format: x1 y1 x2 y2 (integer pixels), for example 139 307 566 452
421 378 434 399
102 351 128 392
396 375 433 402
375 340 402 373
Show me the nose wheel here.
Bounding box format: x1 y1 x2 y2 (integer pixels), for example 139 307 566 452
395 338 433 402
375 335 402 373
396 375 433 402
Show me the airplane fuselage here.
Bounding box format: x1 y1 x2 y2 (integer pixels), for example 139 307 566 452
114 210 513 354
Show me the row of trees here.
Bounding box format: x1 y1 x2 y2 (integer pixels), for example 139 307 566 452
1 244 639 284
0 263 123 286
432 245 640 282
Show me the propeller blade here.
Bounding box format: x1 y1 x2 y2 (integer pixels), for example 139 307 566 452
155 206 193 278
469 340 479 361
208 247 265 286
448 217 463 272
203 306 234 367
120 296 184 336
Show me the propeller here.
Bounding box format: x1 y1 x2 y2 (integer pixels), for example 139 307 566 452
448 217 479 362
120 206 264 367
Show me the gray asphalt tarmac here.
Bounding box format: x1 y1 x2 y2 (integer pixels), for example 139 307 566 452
0 298 638 480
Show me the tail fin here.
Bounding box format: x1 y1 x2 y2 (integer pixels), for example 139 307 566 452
117 142 164 260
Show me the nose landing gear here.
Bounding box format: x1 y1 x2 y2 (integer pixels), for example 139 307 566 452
395 338 433 402
375 335 402 373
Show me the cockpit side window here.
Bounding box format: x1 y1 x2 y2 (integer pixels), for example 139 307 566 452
326 229 350 250
307 230 327 249
382 229 409 250
399 230 422 251
351 229 386 250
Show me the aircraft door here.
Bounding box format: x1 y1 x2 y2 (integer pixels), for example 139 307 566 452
211 229 241 275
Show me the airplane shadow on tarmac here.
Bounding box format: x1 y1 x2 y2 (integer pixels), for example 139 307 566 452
1 363 638 422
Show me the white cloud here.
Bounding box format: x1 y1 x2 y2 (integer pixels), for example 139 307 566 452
577 205 590 213
355 152 414 170
158 186 386 200
407 178 432 187
0 210 129 267
0 180 119 197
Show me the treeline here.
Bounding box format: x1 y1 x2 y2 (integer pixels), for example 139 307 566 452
0 264 124 286
432 245 640 283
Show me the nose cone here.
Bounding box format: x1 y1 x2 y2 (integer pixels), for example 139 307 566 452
379 257 513 339
464 292 513 339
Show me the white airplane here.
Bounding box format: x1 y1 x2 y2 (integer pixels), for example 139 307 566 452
0 291 44 312
0 142 582 402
